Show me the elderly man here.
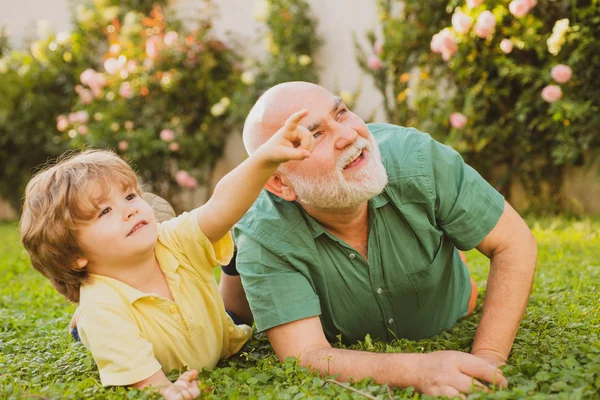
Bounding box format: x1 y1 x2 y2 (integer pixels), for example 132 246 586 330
234 81 537 397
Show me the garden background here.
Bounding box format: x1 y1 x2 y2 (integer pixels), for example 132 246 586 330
1 0 599 398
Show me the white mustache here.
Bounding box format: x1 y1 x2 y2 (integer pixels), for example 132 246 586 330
337 137 371 170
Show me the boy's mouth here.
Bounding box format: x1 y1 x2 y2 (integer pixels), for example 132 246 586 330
127 221 148 237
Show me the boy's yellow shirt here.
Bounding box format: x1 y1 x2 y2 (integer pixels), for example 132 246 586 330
77 209 252 386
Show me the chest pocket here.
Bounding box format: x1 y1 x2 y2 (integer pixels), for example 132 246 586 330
406 241 446 309
381 185 446 309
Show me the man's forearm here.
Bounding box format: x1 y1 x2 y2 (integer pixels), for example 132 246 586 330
298 346 419 388
472 233 537 361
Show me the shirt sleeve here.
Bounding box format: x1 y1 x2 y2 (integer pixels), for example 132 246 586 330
234 231 322 332
427 136 505 250
158 208 234 271
77 303 162 387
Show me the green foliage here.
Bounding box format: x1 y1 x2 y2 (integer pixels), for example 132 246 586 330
229 0 322 123
2 217 600 398
61 2 246 204
358 0 600 210
0 32 86 213
0 0 321 214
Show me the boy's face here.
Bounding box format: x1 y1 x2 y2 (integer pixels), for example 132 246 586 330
75 183 158 272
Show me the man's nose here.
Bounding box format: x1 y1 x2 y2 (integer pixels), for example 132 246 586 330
333 124 358 150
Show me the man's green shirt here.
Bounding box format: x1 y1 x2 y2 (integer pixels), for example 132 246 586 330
234 124 505 344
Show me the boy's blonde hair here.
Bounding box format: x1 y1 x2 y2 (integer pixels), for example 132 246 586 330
20 149 140 303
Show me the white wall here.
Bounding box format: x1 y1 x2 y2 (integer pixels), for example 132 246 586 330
1 0 72 48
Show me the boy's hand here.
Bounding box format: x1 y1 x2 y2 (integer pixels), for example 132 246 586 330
257 109 315 165
160 370 200 400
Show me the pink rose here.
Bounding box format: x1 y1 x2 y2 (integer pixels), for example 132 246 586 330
119 83 134 99
500 39 514 54
126 60 138 73
79 89 93 104
175 170 198 189
77 125 88 135
56 115 69 132
68 113 79 123
124 121 134 130
509 0 530 18
80 69 96 86
467 0 484 8
104 57 121 75
374 39 383 55
146 36 161 60
452 11 473 34
160 129 175 142
75 111 89 124
118 140 129 151
449 112 468 129
551 64 572 84
474 11 496 38
169 142 180 152
164 31 178 46
541 85 563 103
367 55 383 70
431 29 458 61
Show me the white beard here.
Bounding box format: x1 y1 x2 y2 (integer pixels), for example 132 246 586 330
283 136 388 211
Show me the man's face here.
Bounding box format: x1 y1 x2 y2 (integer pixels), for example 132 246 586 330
276 88 388 210
76 183 158 272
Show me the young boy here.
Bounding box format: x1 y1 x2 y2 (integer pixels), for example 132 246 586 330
20 110 314 399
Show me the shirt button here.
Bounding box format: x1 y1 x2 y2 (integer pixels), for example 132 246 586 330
388 318 394 324
169 305 178 313
377 288 383 294
349 253 356 259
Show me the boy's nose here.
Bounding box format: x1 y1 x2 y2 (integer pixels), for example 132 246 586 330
125 207 139 220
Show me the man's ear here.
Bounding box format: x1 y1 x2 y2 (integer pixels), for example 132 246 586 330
76 258 88 269
264 174 297 202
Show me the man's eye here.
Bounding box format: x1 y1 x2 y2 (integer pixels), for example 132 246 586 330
338 108 348 117
313 131 323 139
99 207 111 217
126 193 136 201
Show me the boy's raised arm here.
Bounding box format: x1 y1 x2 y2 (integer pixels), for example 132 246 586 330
196 110 314 244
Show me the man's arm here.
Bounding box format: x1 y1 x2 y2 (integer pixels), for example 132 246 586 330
197 110 314 244
267 316 507 397
472 201 538 365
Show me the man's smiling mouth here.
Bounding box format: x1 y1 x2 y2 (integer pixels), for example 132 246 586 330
344 149 365 169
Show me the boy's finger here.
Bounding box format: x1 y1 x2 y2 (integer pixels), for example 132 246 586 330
284 109 309 130
298 126 315 151
179 370 198 382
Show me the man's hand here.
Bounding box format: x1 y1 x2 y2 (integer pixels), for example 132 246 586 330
267 317 508 398
412 351 507 398
160 370 200 400
255 109 315 165
472 348 508 368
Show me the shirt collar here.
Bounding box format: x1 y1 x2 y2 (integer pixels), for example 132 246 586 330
87 247 180 305
298 193 390 239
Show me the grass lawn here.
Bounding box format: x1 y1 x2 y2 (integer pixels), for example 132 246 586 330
1 217 599 399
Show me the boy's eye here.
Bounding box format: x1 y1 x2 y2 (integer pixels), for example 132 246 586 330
126 193 136 201
313 131 323 139
99 207 111 217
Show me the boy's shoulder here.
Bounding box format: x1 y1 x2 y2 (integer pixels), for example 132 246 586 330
79 275 140 311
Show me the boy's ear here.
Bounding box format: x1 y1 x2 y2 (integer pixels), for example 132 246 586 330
76 258 88 269
264 174 297 202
